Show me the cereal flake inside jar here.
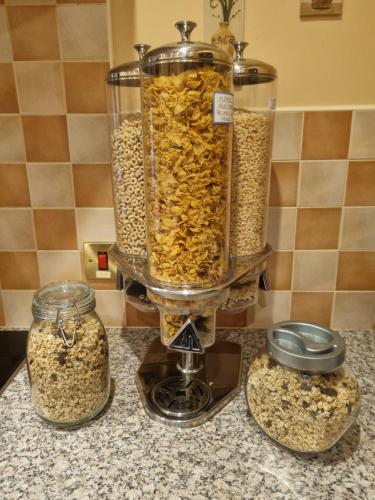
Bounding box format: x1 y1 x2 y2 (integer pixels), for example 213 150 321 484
142 66 232 285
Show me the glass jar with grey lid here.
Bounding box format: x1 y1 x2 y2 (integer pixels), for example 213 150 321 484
246 322 360 453
27 281 110 427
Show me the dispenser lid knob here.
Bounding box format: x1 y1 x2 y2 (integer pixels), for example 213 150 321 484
234 41 248 61
134 43 151 61
175 20 197 42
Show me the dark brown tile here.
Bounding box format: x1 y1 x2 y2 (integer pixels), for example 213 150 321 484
57 0 106 3
22 116 69 162
64 62 109 113
291 292 333 327
125 303 160 327
7 6 60 61
34 209 77 250
73 164 113 207
295 208 341 249
345 161 375 206
216 310 247 327
269 162 299 207
0 164 30 207
337 251 375 291
0 251 39 289
0 293 5 326
267 251 293 290
302 111 352 160
0 63 18 112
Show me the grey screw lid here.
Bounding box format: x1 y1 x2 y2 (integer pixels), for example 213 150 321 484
267 321 345 373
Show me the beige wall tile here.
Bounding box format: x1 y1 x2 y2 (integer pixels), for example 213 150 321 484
345 161 375 206
76 208 115 248
302 111 352 160
291 292 333 327
95 290 124 327
0 116 25 162
267 207 296 250
34 209 77 250
73 164 113 207
27 164 74 207
299 161 348 207
0 209 35 250
0 63 19 112
272 112 303 161
341 208 375 250
349 111 375 159
332 292 375 329
0 7 13 61
67 115 110 163
14 62 65 114
2 290 34 327
57 4 109 61
23 116 70 162
7 5 60 60
38 251 82 285
0 164 30 207
0 251 39 289
337 251 375 291
292 251 338 291
250 290 291 328
269 162 299 207
295 208 341 249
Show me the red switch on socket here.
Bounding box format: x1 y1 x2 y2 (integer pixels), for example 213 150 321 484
97 252 108 271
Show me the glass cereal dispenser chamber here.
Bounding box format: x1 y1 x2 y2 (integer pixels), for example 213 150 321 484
222 41 277 313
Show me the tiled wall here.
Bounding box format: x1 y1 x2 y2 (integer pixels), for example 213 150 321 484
0 1 374 329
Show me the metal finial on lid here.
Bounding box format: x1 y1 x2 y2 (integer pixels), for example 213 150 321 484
234 41 248 61
175 20 197 43
134 43 151 61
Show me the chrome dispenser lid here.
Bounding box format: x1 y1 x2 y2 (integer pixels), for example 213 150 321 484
267 321 345 373
142 20 232 72
32 280 96 320
106 43 151 87
233 41 277 85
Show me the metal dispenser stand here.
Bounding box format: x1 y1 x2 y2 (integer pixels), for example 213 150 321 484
110 245 271 428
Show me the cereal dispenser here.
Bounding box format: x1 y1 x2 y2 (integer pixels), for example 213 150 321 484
223 41 277 313
110 22 272 427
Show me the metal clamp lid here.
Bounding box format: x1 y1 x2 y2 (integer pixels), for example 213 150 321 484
267 321 345 373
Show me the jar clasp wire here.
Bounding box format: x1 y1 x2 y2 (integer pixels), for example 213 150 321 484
55 303 81 348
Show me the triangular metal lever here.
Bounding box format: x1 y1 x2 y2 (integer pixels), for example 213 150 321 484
169 319 204 354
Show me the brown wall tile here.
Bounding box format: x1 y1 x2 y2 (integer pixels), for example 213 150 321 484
0 164 30 207
267 251 293 290
291 292 333 327
22 116 69 162
7 6 60 60
73 164 113 207
0 292 5 326
269 162 299 207
217 310 247 327
0 63 18 112
57 0 106 3
295 208 341 249
337 251 375 291
0 251 39 289
34 209 77 250
126 303 159 327
345 161 375 206
64 62 109 113
302 111 352 160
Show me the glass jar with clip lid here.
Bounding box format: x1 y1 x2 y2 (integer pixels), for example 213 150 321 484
27 280 110 427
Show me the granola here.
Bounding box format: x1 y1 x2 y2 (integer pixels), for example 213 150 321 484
27 315 109 425
142 66 232 284
247 351 360 452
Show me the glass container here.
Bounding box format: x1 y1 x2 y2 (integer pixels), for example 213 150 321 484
141 21 233 287
230 41 277 258
27 281 110 427
107 44 150 256
246 322 360 453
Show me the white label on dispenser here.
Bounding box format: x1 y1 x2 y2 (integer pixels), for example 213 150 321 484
213 91 233 124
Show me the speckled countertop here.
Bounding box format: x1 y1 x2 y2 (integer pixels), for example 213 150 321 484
0 328 374 500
